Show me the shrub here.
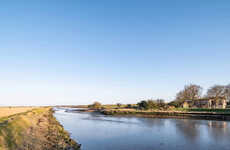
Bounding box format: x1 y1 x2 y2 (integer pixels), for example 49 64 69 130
89 101 102 109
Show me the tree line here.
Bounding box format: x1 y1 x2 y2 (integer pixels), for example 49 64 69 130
88 83 230 110
170 84 230 107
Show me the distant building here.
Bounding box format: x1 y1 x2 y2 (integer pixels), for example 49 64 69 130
182 97 227 109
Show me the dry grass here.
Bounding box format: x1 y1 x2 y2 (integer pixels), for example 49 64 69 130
0 107 36 118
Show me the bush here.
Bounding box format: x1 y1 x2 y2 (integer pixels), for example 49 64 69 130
137 99 167 110
117 103 122 108
126 104 132 108
137 101 148 110
89 101 102 109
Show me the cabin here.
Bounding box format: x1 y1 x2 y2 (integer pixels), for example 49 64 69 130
182 97 227 109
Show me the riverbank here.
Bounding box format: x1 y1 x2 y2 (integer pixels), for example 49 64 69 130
100 108 230 121
64 105 230 121
0 107 80 150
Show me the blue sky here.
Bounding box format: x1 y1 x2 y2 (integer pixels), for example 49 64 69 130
0 1 230 105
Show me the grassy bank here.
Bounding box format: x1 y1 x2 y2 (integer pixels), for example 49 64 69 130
0 107 80 150
174 108 230 113
101 108 230 121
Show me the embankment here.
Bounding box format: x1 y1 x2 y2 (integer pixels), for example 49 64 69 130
101 109 230 121
0 107 80 150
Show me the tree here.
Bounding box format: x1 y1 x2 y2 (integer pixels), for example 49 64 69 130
156 99 165 107
137 100 148 110
224 84 230 101
168 101 180 107
147 100 157 110
206 85 225 98
176 84 203 101
89 101 102 109
137 99 164 110
126 104 132 108
117 103 122 108
206 84 230 100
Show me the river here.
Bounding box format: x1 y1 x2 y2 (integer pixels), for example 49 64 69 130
54 108 230 150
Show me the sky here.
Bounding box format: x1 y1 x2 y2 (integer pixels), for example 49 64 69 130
0 1 230 106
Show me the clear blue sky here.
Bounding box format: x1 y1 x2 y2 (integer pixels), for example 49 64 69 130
0 1 230 106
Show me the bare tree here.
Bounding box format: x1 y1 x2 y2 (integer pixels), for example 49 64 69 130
207 84 230 101
206 85 226 98
176 84 203 101
225 84 230 101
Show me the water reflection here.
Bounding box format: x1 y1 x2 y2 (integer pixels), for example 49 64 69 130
174 119 200 141
54 108 230 150
207 121 230 141
137 117 166 128
174 119 230 142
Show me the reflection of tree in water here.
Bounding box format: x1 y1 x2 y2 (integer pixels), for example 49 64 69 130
174 119 230 143
207 121 230 141
174 119 200 141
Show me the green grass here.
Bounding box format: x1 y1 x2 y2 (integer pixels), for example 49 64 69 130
0 107 80 150
103 108 230 116
0 109 37 149
173 108 230 113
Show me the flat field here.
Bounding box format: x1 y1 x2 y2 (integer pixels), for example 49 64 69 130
0 107 36 118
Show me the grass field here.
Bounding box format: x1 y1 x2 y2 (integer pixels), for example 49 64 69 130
0 107 36 118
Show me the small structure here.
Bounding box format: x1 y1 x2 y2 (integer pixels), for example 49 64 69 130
182 97 227 109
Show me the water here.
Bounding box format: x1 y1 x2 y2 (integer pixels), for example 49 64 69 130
54 108 230 150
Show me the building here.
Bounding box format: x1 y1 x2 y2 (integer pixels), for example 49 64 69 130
182 97 227 109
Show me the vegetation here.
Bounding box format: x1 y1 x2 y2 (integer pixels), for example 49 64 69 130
117 103 122 108
175 84 203 102
88 101 102 109
126 104 132 108
85 83 230 111
137 99 166 110
84 83 230 115
0 106 35 118
174 108 230 113
169 83 230 108
0 107 80 150
206 84 230 100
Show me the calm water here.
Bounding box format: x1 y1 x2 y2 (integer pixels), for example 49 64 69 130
54 108 230 150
